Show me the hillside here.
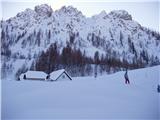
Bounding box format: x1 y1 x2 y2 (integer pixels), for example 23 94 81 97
2 65 160 119
1 4 160 78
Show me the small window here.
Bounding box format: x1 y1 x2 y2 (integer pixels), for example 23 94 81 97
62 74 65 79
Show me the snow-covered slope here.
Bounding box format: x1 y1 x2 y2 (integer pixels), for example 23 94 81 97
2 65 160 119
1 4 160 77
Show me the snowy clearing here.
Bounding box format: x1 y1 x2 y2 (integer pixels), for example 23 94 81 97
1 66 160 119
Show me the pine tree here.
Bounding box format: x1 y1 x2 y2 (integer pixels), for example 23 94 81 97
120 31 123 46
36 29 41 47
94 51 99 78
94 51 100 64
47 30 51 44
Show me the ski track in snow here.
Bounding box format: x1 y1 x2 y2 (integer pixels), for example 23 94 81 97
1 65 160 119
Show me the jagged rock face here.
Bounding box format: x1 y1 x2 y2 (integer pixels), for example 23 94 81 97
1 4 160 75
109 10 132 20
57 6 83 16
34 4 53 17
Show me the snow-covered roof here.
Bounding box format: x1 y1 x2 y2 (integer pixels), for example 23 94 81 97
50 69 71 80
23 71 47 79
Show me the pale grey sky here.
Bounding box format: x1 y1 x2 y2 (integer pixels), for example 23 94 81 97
0 0 159 32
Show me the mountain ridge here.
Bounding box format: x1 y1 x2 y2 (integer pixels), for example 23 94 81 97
1 4 160 78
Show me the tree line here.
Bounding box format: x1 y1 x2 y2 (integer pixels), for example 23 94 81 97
30 42 146 77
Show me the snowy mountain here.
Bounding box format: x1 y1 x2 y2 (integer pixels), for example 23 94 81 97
1 4 160 78
2 65 160 119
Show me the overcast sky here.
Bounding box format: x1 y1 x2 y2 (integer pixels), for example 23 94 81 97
0 0 159 32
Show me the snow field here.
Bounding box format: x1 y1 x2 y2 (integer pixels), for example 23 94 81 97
1 65 160 119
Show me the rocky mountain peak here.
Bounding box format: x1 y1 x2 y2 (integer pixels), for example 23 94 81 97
109 10 132 20
57 5 83 17
16 8 35 19
99 10 107 16
93 10 108 19
34 4 53 17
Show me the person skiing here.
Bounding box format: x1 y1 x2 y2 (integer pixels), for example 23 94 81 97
124 69 130 84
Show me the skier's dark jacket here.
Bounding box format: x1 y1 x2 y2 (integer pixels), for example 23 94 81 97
124 71 129 80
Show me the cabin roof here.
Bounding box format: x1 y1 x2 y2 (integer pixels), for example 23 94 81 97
23 71 47 79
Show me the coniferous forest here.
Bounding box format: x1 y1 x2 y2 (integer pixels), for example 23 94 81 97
28 41 154 77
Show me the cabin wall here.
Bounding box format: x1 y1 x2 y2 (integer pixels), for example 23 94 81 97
57 73 71 81
25 78 45 81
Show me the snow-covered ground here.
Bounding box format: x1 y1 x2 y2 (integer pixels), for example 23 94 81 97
1 65 160 119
